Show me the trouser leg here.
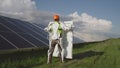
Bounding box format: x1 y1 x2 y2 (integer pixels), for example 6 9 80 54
47 40 52 64
47 40 57 64
58 44 62 62
47 47 54 64
58 38 64 63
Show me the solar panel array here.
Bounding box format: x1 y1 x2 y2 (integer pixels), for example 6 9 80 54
0 15 49 50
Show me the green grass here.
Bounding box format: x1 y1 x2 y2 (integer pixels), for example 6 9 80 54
0 38 120 68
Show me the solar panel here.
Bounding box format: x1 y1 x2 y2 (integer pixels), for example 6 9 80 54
13 20 49 44
0 18 25 33
20 34 46 47
26 22 47 37
18 21 48 41
0 23 12 32
0 32 34 48
0 35 16 50
0 15 49 50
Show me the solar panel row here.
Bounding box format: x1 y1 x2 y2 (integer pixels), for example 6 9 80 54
0 15 49 50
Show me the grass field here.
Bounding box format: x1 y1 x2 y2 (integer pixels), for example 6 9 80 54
0 38 120 68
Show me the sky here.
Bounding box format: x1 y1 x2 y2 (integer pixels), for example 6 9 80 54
36 0 120 39
35 0 120 33
0 0 120 43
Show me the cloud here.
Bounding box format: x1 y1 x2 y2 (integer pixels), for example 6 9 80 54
0 0 36 14
0 0 56 25
69 12 112 42
0 0 39 22
69 12 112 32
0 0 113 43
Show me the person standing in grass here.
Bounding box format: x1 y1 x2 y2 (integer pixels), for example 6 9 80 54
44 15 68 64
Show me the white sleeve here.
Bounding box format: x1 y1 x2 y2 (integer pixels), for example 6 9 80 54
44 22 53 32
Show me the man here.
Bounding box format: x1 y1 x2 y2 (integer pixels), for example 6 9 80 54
44 15 67 64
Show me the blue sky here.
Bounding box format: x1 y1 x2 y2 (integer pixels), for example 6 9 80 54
35 0 120 34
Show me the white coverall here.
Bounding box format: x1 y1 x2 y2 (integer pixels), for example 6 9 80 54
44 21 68 63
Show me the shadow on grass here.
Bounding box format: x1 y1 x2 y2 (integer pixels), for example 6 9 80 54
73 50 104 60
73 41 105 49
17 62 43 68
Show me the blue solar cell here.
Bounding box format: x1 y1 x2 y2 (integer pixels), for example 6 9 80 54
25 22 47 37
0 24 12 32
0 35 16 50
0 18 25 33
10 19 49 44
20 34 47 47
0 32 34 48
0 15 49 50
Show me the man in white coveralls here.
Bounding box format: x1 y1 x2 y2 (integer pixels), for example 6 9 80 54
44 15 72 64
